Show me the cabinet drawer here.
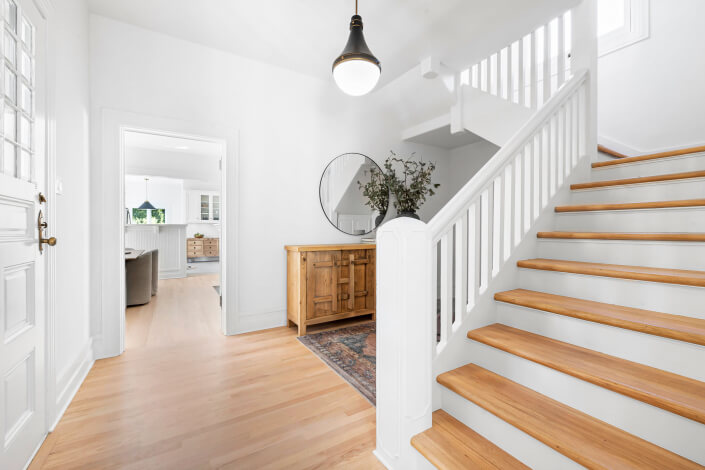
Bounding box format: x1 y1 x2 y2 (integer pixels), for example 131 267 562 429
204 239 219 246
188 240 204 246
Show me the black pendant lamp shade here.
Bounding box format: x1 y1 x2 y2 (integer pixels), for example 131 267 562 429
139 177 157 210
138 200 157 210
332 2 381 96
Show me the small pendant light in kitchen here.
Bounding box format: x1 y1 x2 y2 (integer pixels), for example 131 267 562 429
138 177 157 210
332 0 381 96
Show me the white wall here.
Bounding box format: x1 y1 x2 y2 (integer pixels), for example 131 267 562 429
448 140 500 197
52 0 93 425
124 175 184 224
89 15 452 346
598 0 705 153
186 223 221 239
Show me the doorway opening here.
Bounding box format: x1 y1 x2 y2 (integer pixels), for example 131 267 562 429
120 129 227 350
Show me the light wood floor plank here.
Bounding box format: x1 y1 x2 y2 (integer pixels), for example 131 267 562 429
30 274 382 470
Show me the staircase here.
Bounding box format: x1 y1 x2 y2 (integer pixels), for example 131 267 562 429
397 148 705 468
375 1 705 467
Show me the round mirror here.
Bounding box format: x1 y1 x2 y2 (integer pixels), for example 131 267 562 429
319 153 388 236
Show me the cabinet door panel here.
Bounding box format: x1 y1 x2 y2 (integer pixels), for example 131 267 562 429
339 250 374 313
305 251 340 319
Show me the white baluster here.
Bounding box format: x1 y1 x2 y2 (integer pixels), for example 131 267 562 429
518 37 525 107
454 217 466 326
506 45 514 102
493 176 502 276
557 15 566 88
543 24 551 105
467 202 479 309
439 232 451 348
530 31 538 109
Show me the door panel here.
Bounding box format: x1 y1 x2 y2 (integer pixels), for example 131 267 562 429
339 250 374 313
305 251 339 319
0 0 47 468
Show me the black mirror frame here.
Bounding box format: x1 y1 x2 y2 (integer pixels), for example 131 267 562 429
319 152 388 236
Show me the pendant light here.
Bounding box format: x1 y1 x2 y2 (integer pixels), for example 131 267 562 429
138 177 157 210
332 0 381 96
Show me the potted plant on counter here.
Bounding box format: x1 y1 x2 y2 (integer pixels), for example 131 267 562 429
358 166 390 227
382 152 440 220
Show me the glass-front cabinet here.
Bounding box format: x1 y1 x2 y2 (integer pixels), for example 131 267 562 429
187 190 221 223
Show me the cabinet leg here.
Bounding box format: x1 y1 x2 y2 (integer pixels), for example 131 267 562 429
288 320 295 328
298 323 306 337
372 311 376 321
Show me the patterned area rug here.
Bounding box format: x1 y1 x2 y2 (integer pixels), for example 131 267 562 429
298 322 376 405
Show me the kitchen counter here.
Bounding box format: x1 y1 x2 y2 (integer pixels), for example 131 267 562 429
124 224 187 279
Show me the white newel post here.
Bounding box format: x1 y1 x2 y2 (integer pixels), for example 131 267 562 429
375 217 433 469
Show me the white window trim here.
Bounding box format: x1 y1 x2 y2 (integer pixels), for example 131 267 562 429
599 0 650 57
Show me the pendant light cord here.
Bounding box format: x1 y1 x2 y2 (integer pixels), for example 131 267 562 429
355 0 358 15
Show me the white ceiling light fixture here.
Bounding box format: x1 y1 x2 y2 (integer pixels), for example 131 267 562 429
332 0 381 97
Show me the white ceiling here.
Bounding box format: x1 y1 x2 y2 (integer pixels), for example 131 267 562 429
125 132 222 157
124 131 221 183
87 0 577 87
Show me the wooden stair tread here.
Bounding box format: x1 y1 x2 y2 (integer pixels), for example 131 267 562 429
517 258 705 287
537 231 705 242
598 144 629 159
495 289 705 346
467 324 705 424
571 170 705 190
555 199 705 212
592 145 705 168
438 364 703 469
411 410 530 470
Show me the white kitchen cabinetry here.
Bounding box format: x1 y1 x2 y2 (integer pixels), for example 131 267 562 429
186 190 220 223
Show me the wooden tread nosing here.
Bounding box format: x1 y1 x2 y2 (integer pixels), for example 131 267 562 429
536 232 705 242
571 170 705 190
517 258 705 288
592 145 705 168
438 364 703 469
494 289 705 346
411 410 530 470
555 199 705 213
467 324 705 425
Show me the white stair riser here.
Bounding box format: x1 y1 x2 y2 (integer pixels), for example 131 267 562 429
570 178 705 204
536 239 705 271
554 207 705 232
496 302 705 381
440 387 583 470
464 341 705 465
592 153 705 180
518 268 705 318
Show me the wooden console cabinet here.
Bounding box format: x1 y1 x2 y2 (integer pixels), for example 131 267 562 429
285 244 375 336
187 237 219 259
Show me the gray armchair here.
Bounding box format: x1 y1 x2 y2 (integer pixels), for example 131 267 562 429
126 251 153 306
147 249 159 295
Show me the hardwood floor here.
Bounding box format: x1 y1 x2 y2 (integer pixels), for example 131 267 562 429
30 274 382 469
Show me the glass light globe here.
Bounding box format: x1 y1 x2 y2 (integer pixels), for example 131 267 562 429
333 59 381 97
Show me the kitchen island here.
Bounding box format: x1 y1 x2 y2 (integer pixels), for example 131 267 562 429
124 224 187 279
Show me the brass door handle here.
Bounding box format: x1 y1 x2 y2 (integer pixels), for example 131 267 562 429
37 210 57 253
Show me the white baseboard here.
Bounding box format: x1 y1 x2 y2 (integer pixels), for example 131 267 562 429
51 339 95 431
232 308 286 335
599 134 705 157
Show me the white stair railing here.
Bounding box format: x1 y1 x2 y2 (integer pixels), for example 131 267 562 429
430 69 588 352
376 68 592 469
465 10 574 109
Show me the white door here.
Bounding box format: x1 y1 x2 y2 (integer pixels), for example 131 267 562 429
0 0 49 468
